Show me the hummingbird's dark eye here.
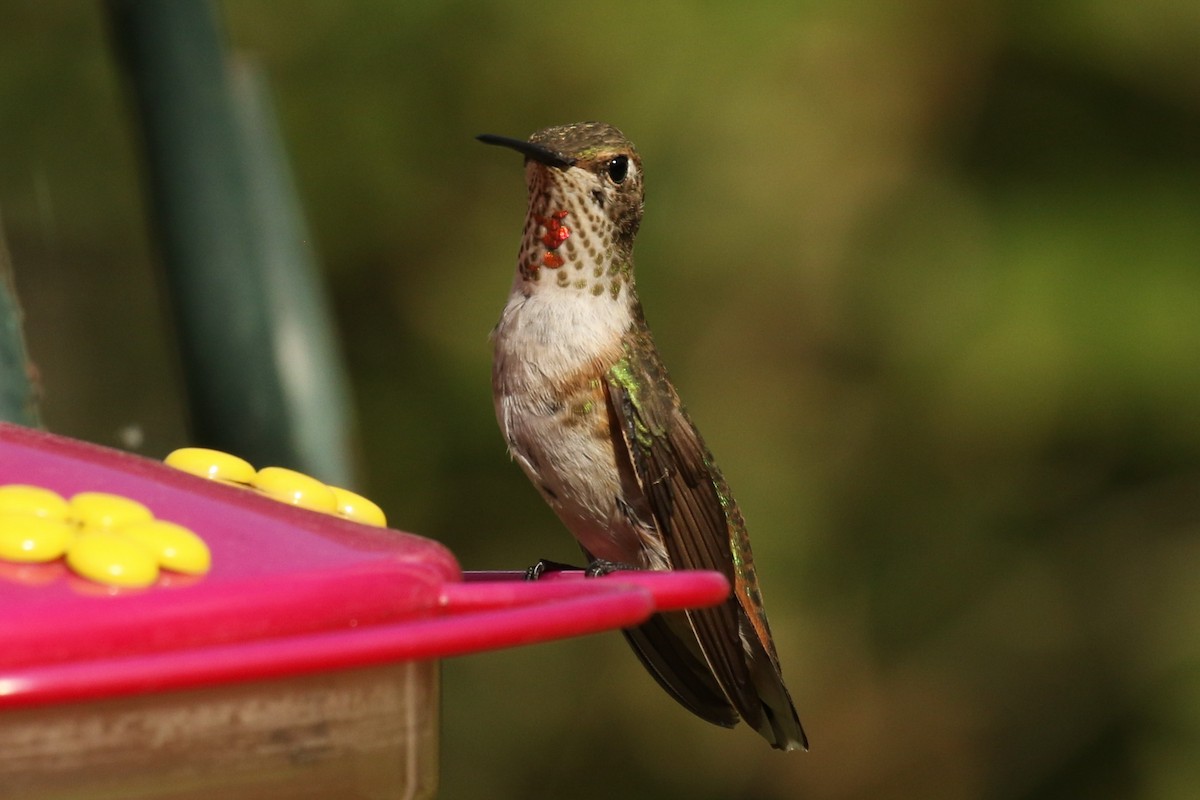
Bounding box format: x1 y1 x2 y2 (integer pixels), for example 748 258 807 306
606 155 629 184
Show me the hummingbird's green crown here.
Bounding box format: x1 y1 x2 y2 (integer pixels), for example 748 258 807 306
528 121 640 164
480 122 645 297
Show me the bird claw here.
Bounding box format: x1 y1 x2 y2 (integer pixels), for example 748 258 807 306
524 559 581 581
524 558 643 580
584 558 642 577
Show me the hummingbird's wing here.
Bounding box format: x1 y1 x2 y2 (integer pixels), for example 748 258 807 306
603 322 807 751
603 351 775 731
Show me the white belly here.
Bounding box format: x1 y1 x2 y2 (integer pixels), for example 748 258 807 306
491 287 657 566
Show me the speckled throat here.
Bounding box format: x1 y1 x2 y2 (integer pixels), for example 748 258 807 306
517 159 634 301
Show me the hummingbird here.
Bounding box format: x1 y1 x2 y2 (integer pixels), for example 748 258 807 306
479 122 807 751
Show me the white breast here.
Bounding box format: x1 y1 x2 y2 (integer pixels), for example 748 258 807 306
494 277 630 373
491 281 654 565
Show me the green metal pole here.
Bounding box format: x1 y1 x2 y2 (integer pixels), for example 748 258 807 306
0 220 41 427
229 59 358 486
106 0 356 484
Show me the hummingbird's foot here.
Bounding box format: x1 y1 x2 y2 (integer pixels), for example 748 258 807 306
524 559 582 581
584 558 643 577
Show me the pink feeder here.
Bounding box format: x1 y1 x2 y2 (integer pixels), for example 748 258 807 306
0 423 728 799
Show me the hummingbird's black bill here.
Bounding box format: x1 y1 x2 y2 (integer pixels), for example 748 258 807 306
476 134 576 169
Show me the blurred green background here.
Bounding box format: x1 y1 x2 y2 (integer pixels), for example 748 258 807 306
4 1 1200 798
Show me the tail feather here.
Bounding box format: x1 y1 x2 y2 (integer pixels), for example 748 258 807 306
622 610 739 728
741 612 808 751
621 605 809 751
